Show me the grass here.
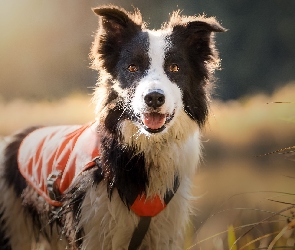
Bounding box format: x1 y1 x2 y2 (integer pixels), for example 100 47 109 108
186 82 295 249
1 82 295 250
188 202 295 249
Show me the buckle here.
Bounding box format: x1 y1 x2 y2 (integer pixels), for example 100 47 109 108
47 170 62 201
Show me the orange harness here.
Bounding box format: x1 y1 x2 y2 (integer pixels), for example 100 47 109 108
17 122 172 217
18 123 100 207
18 122 179 249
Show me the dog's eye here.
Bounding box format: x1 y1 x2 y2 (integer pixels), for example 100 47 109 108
128 64 138 73
169 64 179 72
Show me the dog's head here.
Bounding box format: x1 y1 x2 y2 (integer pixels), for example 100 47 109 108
91 6 225 137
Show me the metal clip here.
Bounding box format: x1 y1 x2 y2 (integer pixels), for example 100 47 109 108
47 170 62 201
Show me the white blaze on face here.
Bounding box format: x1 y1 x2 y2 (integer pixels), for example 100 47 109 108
131 30 183 130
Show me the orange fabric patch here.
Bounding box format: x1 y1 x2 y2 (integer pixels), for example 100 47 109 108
18 122 100 207
130 194 166 217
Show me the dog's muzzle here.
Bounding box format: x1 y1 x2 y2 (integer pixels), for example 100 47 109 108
140 89 175 134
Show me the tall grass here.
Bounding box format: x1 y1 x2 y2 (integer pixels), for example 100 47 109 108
188 82 295 249
1 82 295 250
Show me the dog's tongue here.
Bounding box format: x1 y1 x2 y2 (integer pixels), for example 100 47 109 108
143 113 166 130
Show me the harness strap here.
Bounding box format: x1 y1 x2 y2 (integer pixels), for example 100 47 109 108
128 216 151 250
128 177 180 249
47 158 179 250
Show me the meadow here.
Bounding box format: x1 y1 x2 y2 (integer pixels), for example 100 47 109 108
1 82 295 249
193 82 295 249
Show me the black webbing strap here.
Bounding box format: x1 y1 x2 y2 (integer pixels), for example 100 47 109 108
127 176 180 250
128 216 151 250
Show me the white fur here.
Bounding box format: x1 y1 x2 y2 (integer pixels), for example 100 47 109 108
78 176 195 250
124 30 200 196
120 110 200 197
87 29 202 250
131 30 183 126
75 97 201 250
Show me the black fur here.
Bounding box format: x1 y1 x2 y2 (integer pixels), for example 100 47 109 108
104 104 126 133
0 210 11 250
166 21 224 127
105 88 119 104
92 7 143 78
115 32 150 89
3 127 39 196
59 165 103 248
100 129 148 206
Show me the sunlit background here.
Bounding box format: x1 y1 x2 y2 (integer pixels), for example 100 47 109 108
1 1 295 249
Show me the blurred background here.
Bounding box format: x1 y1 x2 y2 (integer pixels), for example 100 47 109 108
1 0 295 249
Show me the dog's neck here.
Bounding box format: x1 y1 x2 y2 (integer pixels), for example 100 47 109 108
98 111 200 202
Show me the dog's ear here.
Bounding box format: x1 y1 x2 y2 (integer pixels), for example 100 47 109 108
168 14 226 82
186 19 226 33
93 6 142 42
168 13 226 47
184 19 226 46
91 6 143 73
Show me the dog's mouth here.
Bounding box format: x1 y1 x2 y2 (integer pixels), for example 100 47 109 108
141 110 175 133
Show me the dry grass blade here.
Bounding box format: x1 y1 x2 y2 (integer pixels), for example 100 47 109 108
231 205 295 249
188 219 283 249
267 226 289 250
266 102 295 104
288 218 295 229
256 146 295 157
190 198 294 249
264 219 295 249
187 229 230 249
239 231 280 250
275 146 295 155
258 101 294 158
267 199 295 206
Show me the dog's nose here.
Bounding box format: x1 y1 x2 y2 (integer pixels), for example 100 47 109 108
144 89 165 109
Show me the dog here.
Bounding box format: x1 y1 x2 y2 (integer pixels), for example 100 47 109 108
0 5 225 250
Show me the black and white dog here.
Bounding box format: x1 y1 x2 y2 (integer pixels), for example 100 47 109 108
0 6 225 250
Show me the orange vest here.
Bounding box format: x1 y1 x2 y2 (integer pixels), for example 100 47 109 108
17 122 173 217
18 123 100 207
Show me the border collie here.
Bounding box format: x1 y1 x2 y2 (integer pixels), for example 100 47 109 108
0 6 225 250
